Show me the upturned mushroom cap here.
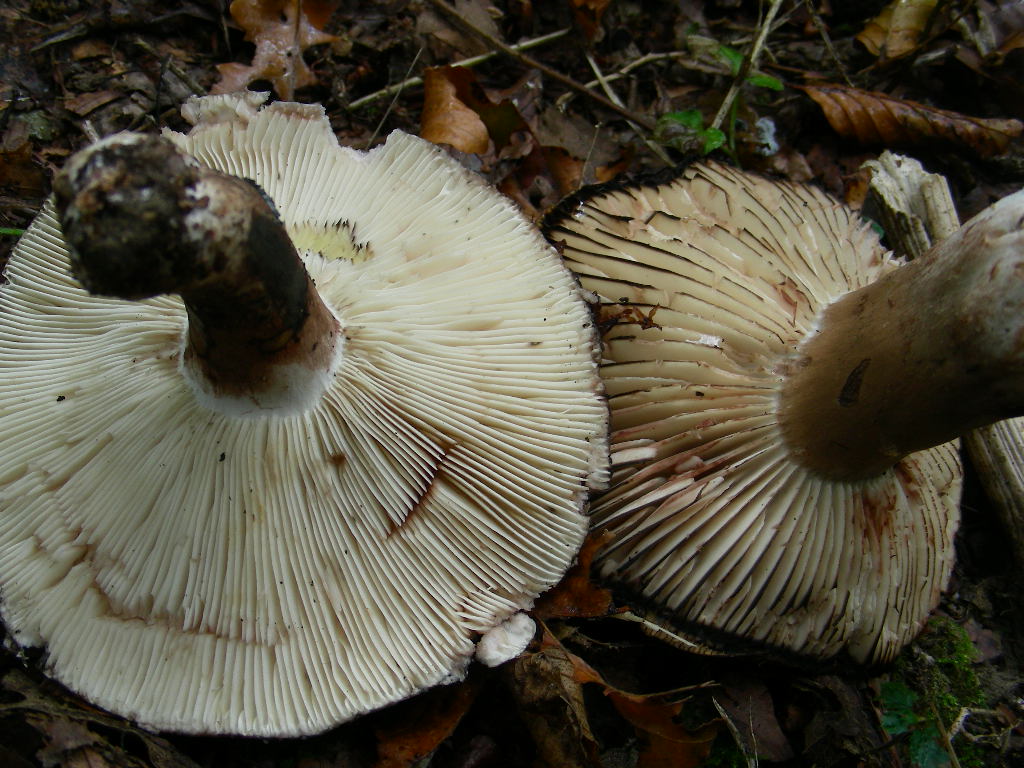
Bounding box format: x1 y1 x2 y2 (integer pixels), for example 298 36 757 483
0 93 608 735
544 161 971 663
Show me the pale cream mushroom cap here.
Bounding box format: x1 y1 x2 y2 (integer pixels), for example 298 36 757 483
0 93 608 735
544 161 961 664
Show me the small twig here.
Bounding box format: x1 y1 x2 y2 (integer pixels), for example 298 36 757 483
366 46 423 148
580 122 601 186
349 28 570 110
80 120 99 143
710 0 785 131
584 51 673 166
803 0 853 86
556 50 729 109
133 38 207 96
930 702 963 768
425 0 656 131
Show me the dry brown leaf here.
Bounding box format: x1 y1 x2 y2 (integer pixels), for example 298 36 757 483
857 0 938 59
609 693 718 768
510 632 602 767
0 123 46 196
213 0 336 100
420 66 490 154
372 680 479 768
960 0 1024 58
416 0 502 59
534 629 723 768
802 83 1023 156
70 39 112 61
534 531 614 620
30 715 101 768
63 90 121 117
1 669 199 768
570 0 612 42
713 677 794 762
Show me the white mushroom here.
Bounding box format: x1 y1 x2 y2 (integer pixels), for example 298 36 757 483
544 161 1024 663
0 93 608 736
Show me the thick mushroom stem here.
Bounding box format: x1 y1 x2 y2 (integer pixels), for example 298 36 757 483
54 133 341 414
778 189 1024 481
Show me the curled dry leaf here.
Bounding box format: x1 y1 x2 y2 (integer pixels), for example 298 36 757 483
531 630 723 768
213 0 336 100
420 66 615 218
802 83 1024 156
857 0 938 59
570 0 612 43
420 66 493 154
420 65 531 154
962 0 1024 58
510 633 602 767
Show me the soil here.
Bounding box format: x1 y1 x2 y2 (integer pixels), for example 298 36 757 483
1 1 1023 766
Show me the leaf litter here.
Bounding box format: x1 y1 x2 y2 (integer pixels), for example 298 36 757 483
1 0 1024 765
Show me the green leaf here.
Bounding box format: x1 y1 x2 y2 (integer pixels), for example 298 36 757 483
909 724 951 768
700 127 726 153
0 227 25 237
880 680 921 735
746 73 784 91
717 44 744 75
658 109 705 131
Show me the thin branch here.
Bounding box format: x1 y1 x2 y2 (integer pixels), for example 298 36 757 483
584 51 673 166
425 0 656 131
556 50 729 108
133 38 207 96
710 0 786 131
365 46 423 148
349 28 570 110
802 0 853 86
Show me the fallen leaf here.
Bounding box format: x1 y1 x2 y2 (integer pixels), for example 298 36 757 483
533 629 723 768
534 531 614 620
416 0 502 59
570 0 612 43
420 66 490 154
713 677 794 762
70 39 112 61
63 90 121 117
372 680 480 768
29 714 101 768
0 123 46 196
961 0 1024 58
801 83 1023 156
1 669 200 768
509 634 602 767
610 693 718 768
213 0 337 100
857 0 938 59
798 675 892 765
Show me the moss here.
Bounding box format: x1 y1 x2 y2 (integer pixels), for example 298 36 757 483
913 615 985 721
888 616 990 767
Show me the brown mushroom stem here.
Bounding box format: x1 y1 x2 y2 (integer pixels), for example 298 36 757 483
54 134 340 411
778 190 1024 481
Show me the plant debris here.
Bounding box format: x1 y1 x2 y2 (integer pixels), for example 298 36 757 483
1 0 1023 764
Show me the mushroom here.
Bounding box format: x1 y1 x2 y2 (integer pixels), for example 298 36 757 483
0 93 608 736
543 161 1024 663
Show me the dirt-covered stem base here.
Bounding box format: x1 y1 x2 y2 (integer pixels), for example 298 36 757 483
54 133 340 412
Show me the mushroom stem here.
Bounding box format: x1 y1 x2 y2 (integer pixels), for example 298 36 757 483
54 133 341 414
778 190 1024 481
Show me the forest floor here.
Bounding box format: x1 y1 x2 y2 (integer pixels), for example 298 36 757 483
2 1 1024 766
